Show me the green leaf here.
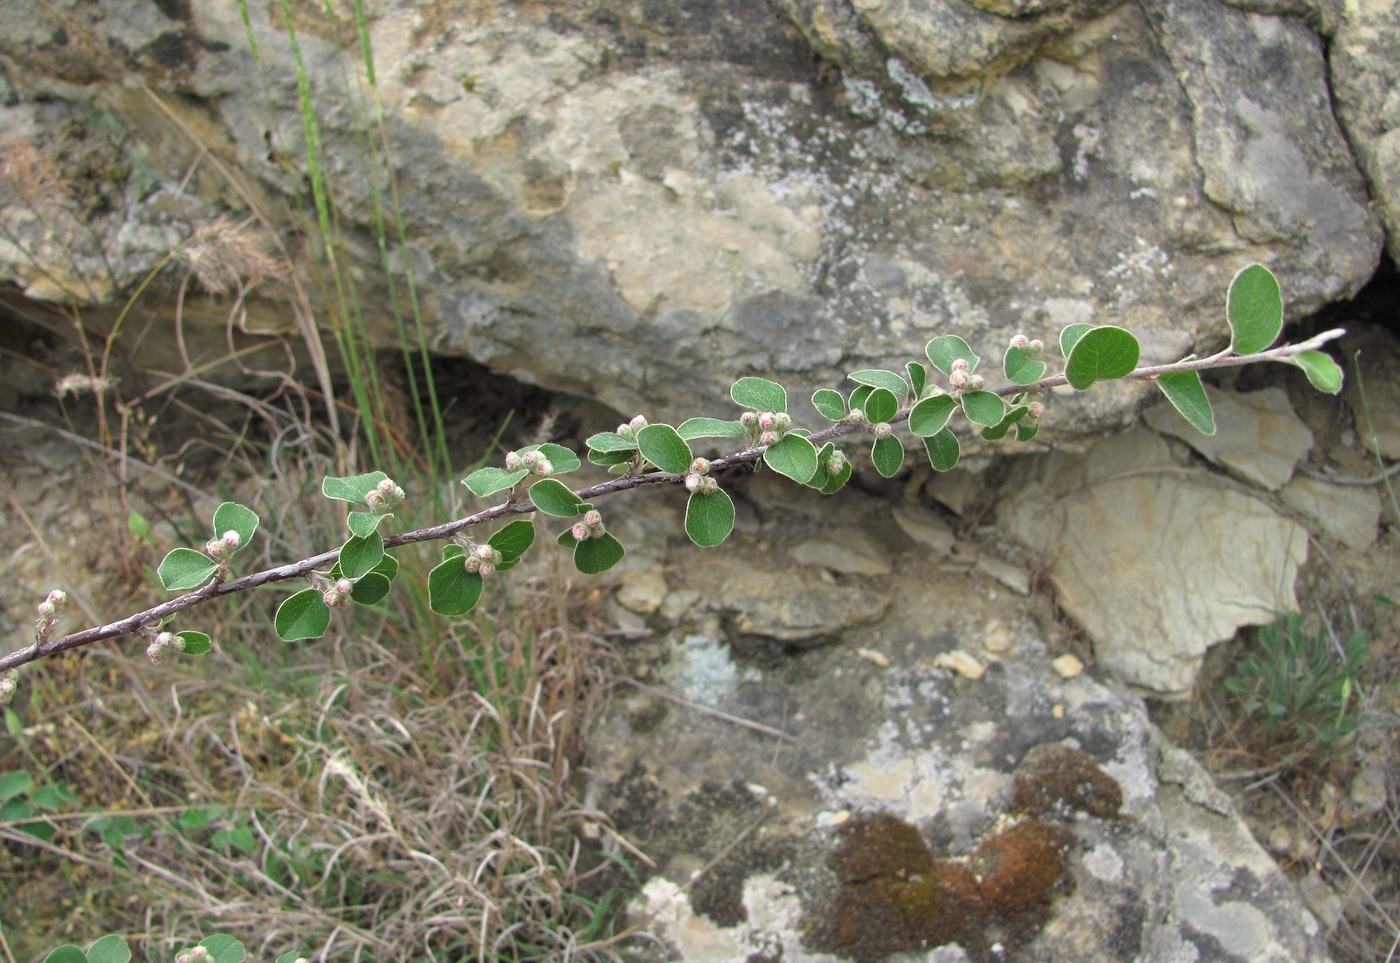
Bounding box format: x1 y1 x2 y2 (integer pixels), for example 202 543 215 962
637 424 694 474
908 395 957 437
349 572 392 605
31 781 77 809
1003 345 1047 386
176 631 212 656
463 467 529 498
864 387 898 425
585 431 638 453
677 417 747 440
199 935 246 963
685 489 735 547
43 947 87 963
0 771 33 801
960 390 1006 427
871 434 905 477
926 335 979 376
1156 370 1216 435
906 362 926 398
346 511 389 539
1287 351 1343 394
322 471 388 505
588 447 637 467
211 502 258 549
847 369 909 402
811 388 847 421
519 442 582 475
573 533 625 574
274 590 330 642
488 519 536 559
339 531 384 579
1065 325 1140 390
925 428 960 472
763 434 818 484
87 934 132 963
276 954 304 963
1227 263 1283 354
1015 423 1039 443
730 376 787 413
530 478 585 517
980 405 1028 440
158 548 219 592
1059 322 1093 358
848 385 873 418
428 560 483 617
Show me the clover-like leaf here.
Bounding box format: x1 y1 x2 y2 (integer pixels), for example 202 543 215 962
960 390 1006 428
158 548 219 592
811 388 847 421
1227 263 1283 355
346 511 390 539
488 519 537 559
763 434 818 484
530 478 585 517
518 442 582 475
211 502 259 549
175 630 213 656
573 533 625 574
1059 322 1093 358
637 424 694 474
925 428 960 472
1065 325 1140 390
871 434 905 477
926 335 979 376
863 387 899 425
274 589 331 641
1286 351 1343 394
847 369 909 402
685 488 735 547
677 417 747 440
463 467 529 498
908 395 957 437
731 376 787 413
428 559 483 617
86 935 132 963
1156 369 1216 435
339 531 384 579
197 934 246 963
1003 345 1047 386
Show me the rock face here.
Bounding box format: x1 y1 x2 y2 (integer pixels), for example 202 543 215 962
0 0 1384 430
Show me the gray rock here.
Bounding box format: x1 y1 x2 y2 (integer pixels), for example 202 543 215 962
1280 475 1381 549
1144 387 1315 491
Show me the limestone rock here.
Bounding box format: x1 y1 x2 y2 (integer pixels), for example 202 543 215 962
1144 387 1314 491
791 526 893 575
1281 475 1381 549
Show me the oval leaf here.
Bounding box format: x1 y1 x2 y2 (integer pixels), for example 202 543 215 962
1287 351 1343 394
763 434 818 484
349 572 393 605
730 376 787 413
1065 325 1140 390
1156 370 1216 435
274 589 331 642
960 390 1006 428
926 335 979 375
847 368 909 401
322 471 388 504
685 488 735 547
87 934 132 963
585 431 638 453
908 395 957 437
529 478 585 517
573 533 625 574
925 428 961 472
1002 345 1047 386
175 630 213 656
1228 263 1283 355
811 388 847 421
871 434 905 478
198 935 246 963
339 531 384 579
1059 322 1093 358
906 362 927 398
637 424 694 474
347 510 389 539
428 560 483 617
677 417 747 440
158 548 219 592
43 948 87 963
211 502 259 548
463 467 529 498
864 387 898 425
488 519 537 559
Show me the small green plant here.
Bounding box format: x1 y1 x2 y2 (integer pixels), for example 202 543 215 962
1224 612 1369 749
39 932 302 963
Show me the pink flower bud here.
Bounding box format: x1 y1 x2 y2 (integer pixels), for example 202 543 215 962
760 430 778 446
156 632 175 648
690 457 710 475
1010 334 1029 349
952 358 971 373
572 522 589 541
685 473 703 493
948 370 968 389
335 578 353 596
521 451 540 469
147 643 164 664
505 451 523 471
758 412 776 431
629 415 648 430
589 525 606 538
967 374 985 392
534 458 553 476
36 600 56 619
583 510 602 527
222 530 241 549
479 562 496 577
46 590 66 606
323 590 341 607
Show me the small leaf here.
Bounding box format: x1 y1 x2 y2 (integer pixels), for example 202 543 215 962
43 947 87 963
1287 351 1343 394
530 478 585 517
346 511 388 539
906 362 926 398
573 533 625 574
0 771 33 801
811 389 847 421
199 935 246 963
637 424 694 474
370 553 399 582
1227 263 1283 354
463 467 529 498
211 502 259 549
589 447 636 467
274 590 331 641
1016 423 1039 442
960 390 1006 427
1002 345 1047 386
685 489 735 547
848 385 873 416
908 395 957 437
322 471 389 505
677 417 747 440
585 431 638 453
519 442 582 474
1059 322 1093 358
175 631 212 656
339 531 384 579
730 376 787 413
763 434 818 484
925 428 960 472
428 560 483 616
1157 370 1216 435
847 369 909 402
87 934 132 963
349 572 392 605
158 548 219 592
871 434 905 477
488 519 536 559
1065 325 1140 390
276 954 305 963
926 335 979 376
864 387 898 425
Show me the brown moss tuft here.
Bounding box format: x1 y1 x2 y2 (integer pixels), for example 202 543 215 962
1010 743 1122 819
971 816 1073 919
828 811 934 884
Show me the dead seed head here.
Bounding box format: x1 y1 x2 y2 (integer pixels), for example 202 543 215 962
179 216 288 294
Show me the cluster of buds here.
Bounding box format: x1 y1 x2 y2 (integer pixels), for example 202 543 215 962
364 477 406 514
504 449 554 477
1009 333 1046 359
570 509 607 542
145 630 187 665
465 543 503 576
321 577 354 609
946 358 985 395
35 588 66 642
205 529 241 559
175 948 210 963
614 414 649 441
825 450 849 475
1026 400 1046 422
740 410 792 447
0 669 18 705
683 457 719 495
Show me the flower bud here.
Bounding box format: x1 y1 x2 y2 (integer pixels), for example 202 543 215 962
1009 334 1029 350
951 358 971 373
377 478 397 497
534 458 553 476
0 678 15 704
967 374 985 392
206 538 226 558
827 451 848 474
948 370 968 389
773 412 791 431
873 422 893 439
1028 402 1045 419
583 510 602 528
759 430 778 447
1027 339 1045 359
476 544 495 561
479 562 496 577
685 473 703 493
37 600 56 619
740 411 758 429
464 555 481 573
147 643 164 664
365 490 386 511
335 578 353 596
46 590 66 606
322 589 341 607
156 632 175 648
589 525 606 539
700 476 719 496
221 530 241 549
690 457 710 476
845 409 866 426
629 415 648 430
505 451 523 471
572 522 589 541
521 451 540 469
758 412 776 431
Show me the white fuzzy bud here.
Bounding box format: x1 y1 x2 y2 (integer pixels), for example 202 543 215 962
1010 334 1029 349
845 409 866 425
951 358 971 373
505 451 523 471
948 370 968 389
36 600 56 619
376 478 397 497
1027 339 1045 359
147 643 165 664
740 411 758 429
205 538 226 558
828 451 848 474
589 525 606 539
476 544 495 561
873 422 893 439
685 473 703 493
521 451 541 469
46 590 66 606
364 490 387 511
322 589 341 607
479 562 496 577
967 374 985 392
534 458 553 476
1028 402 1045 419
773 412 791 431
464 555 481 573
690 457 710 475
629 415 648 430
700 477 719 496
156 632 175 648
0 677 17 703
335 578 353 596
221 530 241 549
572 522 589 541
583 509 602 528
